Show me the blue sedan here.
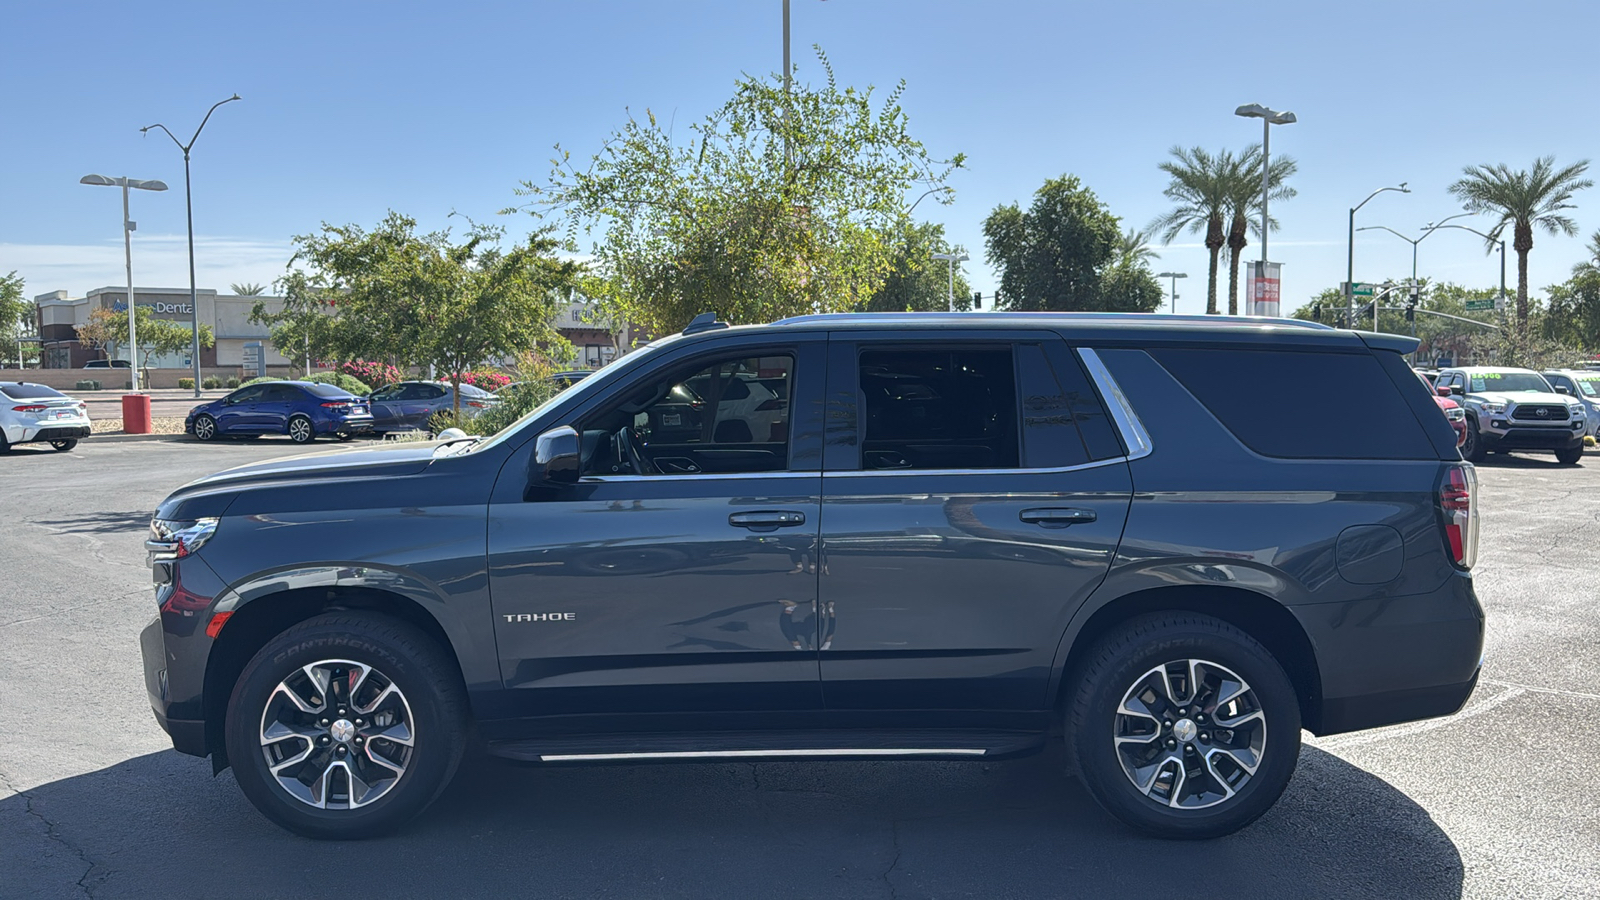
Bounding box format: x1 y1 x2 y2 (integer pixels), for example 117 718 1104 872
186 381 374 444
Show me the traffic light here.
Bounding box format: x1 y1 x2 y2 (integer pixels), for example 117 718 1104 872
973 291 982 309
1312 303 1322 321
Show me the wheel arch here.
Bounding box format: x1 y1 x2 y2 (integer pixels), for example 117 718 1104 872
202 584 467 773
1053 585 1324 732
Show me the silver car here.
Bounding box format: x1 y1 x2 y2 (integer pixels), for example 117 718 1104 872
0 382 91 452
366 381 499 435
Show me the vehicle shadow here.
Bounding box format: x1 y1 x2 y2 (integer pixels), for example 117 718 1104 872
2 745 1463 899
29 510 154 534
1473 451 1586 468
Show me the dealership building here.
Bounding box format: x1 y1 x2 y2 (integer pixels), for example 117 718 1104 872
35 286 295 370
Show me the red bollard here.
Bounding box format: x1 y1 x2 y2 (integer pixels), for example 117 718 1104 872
121 393 152 434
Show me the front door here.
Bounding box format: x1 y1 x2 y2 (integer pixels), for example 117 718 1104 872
817 336 1134 713
487 339 828 717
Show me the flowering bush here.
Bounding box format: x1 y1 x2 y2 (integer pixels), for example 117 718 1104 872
340 360 402 387
452 370 512 391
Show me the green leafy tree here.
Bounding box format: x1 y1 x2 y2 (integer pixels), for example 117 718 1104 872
0 271 37 367
1573 229 1600 276
1151 147 1239 314
230 282 267 296
265 212 580 413
1289 282 1502 363
1545 268 1600 350
983 175 1154 312
861 219 972 311
1223 147 1297 315
1448 156 1593 327
519 50 963 333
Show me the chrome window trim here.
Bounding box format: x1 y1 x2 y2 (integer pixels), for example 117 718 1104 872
581 470 819 483
1076 348 1153 461
823 457 1127 479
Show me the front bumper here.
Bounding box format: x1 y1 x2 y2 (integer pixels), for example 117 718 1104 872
1479 421 1584 450
140 615 208 756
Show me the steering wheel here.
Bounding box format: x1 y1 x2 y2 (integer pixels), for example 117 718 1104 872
620 425 655 475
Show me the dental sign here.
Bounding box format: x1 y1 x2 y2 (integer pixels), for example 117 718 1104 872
111 300 195 315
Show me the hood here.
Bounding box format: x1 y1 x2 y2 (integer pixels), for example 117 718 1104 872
156 443 447 521
1471 391 1578 407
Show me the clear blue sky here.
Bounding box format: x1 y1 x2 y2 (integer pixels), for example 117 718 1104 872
4 0 1597 315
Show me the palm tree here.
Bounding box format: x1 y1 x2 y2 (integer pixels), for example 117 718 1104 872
1223 147 1298 315
1574 229 1600 276
1115 227 1160 269
1448 156 1592 327
230 282 267 296
1151 147 1236 314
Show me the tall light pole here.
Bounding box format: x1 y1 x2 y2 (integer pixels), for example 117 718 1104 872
1156 271 1188 314
1346 183 1410 327
141 94 241 399
80 175 168 391
1356 212 1476 285
1234 104 1296 267
932 251 969 312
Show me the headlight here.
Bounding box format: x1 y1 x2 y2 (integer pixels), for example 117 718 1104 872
1447 408 1466 421
146 517 218 565
1483 402 1506 414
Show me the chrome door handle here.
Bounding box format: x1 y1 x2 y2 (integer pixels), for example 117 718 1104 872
729 510 807 531
1019 507 1097 528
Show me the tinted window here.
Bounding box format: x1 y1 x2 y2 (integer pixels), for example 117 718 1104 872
0 383 67 400
858 347 1017 470
1018 344 1090 468
370 385 403 401
1152 348 1434 460
422 384 449 400
303 382 354 399
1042 342 1126 460
228 385 266 404
263 384 303 402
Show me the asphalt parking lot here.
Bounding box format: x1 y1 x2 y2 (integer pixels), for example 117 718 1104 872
1 439 1597 899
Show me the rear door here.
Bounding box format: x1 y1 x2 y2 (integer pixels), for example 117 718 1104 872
255 384 300 434
816 332 1133 713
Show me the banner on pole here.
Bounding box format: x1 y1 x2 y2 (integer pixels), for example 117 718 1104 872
1246 261 1282 316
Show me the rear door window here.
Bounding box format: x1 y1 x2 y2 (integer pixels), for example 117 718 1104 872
857 346 1018 470
1151 348 1435 459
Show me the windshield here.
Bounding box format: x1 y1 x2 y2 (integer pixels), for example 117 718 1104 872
468 341 669 454
0 383 68 400
1570 376 1600 397
1469 372 1553 393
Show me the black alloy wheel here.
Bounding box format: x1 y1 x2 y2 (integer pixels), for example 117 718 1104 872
225 612 469 839
1068 613 1301 839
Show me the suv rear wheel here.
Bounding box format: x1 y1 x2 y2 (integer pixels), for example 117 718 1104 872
1068 613 1300 839
224 612 468 839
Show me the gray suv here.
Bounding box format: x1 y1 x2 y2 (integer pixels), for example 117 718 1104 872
1436 366 1586 462
140 313 1484 841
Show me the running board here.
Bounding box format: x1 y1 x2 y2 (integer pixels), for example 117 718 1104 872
486 729 1045 764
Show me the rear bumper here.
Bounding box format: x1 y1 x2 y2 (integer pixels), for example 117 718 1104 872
1297 571 1485 736
4 422 91 444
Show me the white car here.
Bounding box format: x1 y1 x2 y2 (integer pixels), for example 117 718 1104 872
1 382 92 453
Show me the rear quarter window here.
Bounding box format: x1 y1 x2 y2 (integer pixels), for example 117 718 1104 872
1150 348 1436 460
1 383 68 400
303 382 354 399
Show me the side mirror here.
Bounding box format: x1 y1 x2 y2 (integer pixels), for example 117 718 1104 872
535 425 580 485
1436 385 1452 397
1449 385 1464 396
1554 385 1570 394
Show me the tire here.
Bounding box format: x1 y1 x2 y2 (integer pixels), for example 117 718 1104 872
193 414 219 442
1461 418 1485 463
1068 613 1301 839
1556 444 1583 465
224 612 469 839
287 414 315 444
49 439 77 452
337 432 355 442
0 430 10 454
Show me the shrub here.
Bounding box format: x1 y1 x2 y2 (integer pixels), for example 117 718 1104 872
239 376 281 388
304 371 372 396
340 360 402 388
427 409 475 435
225 377 241 389
178 378 195 390
202 376 223 389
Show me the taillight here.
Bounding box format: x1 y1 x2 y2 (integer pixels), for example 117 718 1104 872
320 401 349 409
755 398 787 411
467 400 487 408
12 404 47 413
1439 464 1478 569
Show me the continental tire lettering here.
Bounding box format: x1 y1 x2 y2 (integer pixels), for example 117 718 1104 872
503 613 577 623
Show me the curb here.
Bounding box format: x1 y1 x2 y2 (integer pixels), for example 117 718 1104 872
86 433 192 444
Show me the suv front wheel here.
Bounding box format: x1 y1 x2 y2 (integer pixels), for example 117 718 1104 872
1068 613 1301 839
224 612 469 839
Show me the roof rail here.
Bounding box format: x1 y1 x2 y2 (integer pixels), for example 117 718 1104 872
682 312 729 335
768 311 1334 330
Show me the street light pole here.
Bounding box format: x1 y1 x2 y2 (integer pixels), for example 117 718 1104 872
142 94 241 398
1234 104 1296 267
1156 272 1188 314
80 175 168 391
932 251 969 312
1345 183 1410 328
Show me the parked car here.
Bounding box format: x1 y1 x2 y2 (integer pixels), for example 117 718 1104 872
83 359 131 369
186 381 373 444
1435 366 1586 463
1418 372 1467 446
0 382 90 452
497 371 592 396
366 381 498 435
1540 369 1600 437
141 311 1482 841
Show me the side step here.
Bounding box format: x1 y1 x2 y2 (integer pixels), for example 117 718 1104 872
486 729 1046 764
